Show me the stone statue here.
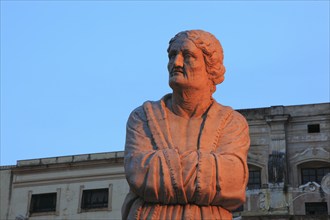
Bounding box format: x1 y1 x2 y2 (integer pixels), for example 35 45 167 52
122 30 250 219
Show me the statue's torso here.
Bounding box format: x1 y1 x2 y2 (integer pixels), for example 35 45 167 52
166 107 204 153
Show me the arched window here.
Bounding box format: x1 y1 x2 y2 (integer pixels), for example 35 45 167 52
298 161 330 185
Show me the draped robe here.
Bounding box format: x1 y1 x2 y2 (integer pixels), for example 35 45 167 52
122 94 250 219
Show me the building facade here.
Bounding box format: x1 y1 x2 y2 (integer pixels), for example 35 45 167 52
236 103 330 220
1 103 329 220
1 152 128 220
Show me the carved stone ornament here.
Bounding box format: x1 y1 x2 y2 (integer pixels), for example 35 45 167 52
258 192 268 211
321 173 330 195
298 181 321 192
121 30 250 220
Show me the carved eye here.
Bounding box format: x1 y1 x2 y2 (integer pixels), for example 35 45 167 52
184 54 191 59
168 51 177 60
183 52 195 60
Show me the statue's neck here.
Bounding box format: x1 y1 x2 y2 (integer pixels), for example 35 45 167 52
170 88 213 119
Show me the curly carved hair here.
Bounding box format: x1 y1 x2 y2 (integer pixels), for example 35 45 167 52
168 30 226 92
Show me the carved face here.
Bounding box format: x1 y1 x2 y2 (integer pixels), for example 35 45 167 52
167 38 210 91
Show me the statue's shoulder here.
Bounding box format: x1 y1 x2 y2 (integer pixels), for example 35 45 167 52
128 105 147 122
211 101 234 117
129 95 167 122
142 94 170 108
212 101 248 125
142 94 171 115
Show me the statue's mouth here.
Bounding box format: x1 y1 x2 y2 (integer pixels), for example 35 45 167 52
170 67 184 76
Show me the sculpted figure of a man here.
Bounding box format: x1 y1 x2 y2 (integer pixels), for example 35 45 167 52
122 30 250 220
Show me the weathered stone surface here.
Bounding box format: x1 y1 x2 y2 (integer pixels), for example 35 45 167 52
122 30 250 220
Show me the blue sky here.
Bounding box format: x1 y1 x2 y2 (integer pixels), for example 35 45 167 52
1 1 329 165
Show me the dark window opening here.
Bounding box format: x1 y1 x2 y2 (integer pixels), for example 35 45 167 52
81 188 109 210
308 124 320 133
305 202 328 215
301 167 330 184
30 193 56 213
248 170 261 190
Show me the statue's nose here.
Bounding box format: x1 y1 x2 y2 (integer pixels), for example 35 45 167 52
173 54 183 67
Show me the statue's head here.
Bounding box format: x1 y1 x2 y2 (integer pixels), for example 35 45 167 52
167 30 226 93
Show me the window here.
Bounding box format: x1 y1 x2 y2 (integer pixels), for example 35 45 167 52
301 167 330 184
30 193 57 213
308 124 320 133
81 188 109 210
305 202 328 215
248 170 261 190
